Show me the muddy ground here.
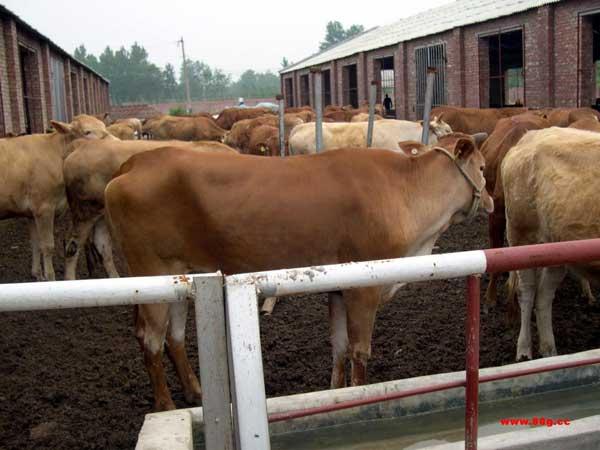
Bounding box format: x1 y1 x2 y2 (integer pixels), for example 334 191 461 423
0 214 599 449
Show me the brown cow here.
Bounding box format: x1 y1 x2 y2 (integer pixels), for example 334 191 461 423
286 106 314 114
215 107 275 130
107 122 138 140
568 117 600 132
0 115 110 281
547 107 600 127
225 115 303 152
247 125 280 156
481 114 550 309
144 115 227 141
432 106 528 135
105 134 492 410
62 139 237 280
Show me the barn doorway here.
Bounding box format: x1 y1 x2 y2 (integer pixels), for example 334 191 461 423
19 45 42 134
482 29 524 108
375 56 395 117
300 74 310 106
593 14 600 104
322 69 332 107
284 78 294 107
342 64 358 108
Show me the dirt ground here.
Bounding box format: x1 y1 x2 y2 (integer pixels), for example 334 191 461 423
1 214 599 449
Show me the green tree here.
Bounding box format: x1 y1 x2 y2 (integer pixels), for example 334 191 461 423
163 63 179 100
319 21 365 51
281 57 290 69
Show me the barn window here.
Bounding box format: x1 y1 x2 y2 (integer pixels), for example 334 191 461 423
480 29 524 108
284 78 294 107
50 56 67 122
322 69 332 107
342 63 358 108
18 45 42 134
415 43 447 119
374 56 395 116
300 74 310 106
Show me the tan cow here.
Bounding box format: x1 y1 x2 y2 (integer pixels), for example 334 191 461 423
432 106 528 135
62 139 237 281
114 117 143 136
289 118 452 154
143 115 227 141
502 127 600 360
0 115 110 281
105 134 492 410
107 122 138 140
215 107 275 130
546 107 600 127
568 116 600 132
351 113 384 122
481 113 551 309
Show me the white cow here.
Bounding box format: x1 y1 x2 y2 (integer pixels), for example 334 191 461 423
288 118 452 154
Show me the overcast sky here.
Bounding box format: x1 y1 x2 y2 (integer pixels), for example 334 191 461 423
3 0 454 79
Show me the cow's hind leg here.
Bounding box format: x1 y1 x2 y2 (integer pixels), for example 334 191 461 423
136 303 175 411
34 208 56 281
484 210 506 312
515 269 537 361
91 218 120 278
328 292 349 389
536 266 565 357
28 219 43 281
343 287 380 386
166 300 202 404
64 217 96 280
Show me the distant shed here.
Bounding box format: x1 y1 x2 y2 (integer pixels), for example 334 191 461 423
281 0 600 120
0 5 110 135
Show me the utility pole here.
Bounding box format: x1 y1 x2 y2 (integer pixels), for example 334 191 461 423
178 37 192 114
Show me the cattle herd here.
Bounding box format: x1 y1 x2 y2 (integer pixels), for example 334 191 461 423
1 102 600 413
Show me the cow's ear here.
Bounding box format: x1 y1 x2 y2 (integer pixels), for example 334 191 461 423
471 132 488 149
51 120 72 134
454 137 476 160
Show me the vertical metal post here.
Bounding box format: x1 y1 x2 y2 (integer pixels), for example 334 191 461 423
193 275 234 450
225 282 271 450
312 68 324 153
367 81 377 147
465 275 481 450
178 37 192 114
276 94 285 157
421 67 436 144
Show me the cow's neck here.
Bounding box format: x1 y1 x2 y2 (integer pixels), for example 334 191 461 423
49 132 75 159
400 151 474 256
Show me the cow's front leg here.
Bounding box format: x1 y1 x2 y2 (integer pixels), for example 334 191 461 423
536 266 565 357
343 287 380 386
28 220 42 281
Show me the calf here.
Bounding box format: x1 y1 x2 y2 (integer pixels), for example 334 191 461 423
105 134 492 410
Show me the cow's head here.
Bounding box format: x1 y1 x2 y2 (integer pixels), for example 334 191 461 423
440 135 494 218
429 116 453 138
51 114 110 140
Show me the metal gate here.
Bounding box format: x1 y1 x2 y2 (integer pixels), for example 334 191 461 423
415 43 447 118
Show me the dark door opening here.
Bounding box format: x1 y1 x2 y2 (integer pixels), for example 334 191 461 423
322 69 332 107
375 56 395 116
83 77 90 113
343 64 358 108
485 30 524 108
300 74 310 106
19 46 39 134
285 78 294 107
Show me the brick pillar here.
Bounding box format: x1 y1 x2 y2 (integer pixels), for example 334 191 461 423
64 58 73 120
448 28 466 106
579 14 595 107
395 42 408 119
478 38 490 108
357 51 367 105
3 18 24 133
526 5 554 108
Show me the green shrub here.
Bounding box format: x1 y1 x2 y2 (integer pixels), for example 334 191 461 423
169 106 188 116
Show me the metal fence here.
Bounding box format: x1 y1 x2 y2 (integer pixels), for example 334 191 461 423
415 43 447 118
2 239 600 449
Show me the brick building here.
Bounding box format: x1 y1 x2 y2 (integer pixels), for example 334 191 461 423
280 0 600 120
0 5 110 136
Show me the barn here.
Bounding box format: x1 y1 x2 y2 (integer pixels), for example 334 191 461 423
0 5 110 136
280 0 600 120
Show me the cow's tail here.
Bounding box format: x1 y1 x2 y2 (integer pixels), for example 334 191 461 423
506 271 520 322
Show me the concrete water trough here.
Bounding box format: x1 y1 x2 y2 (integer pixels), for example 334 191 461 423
136 349 600 450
